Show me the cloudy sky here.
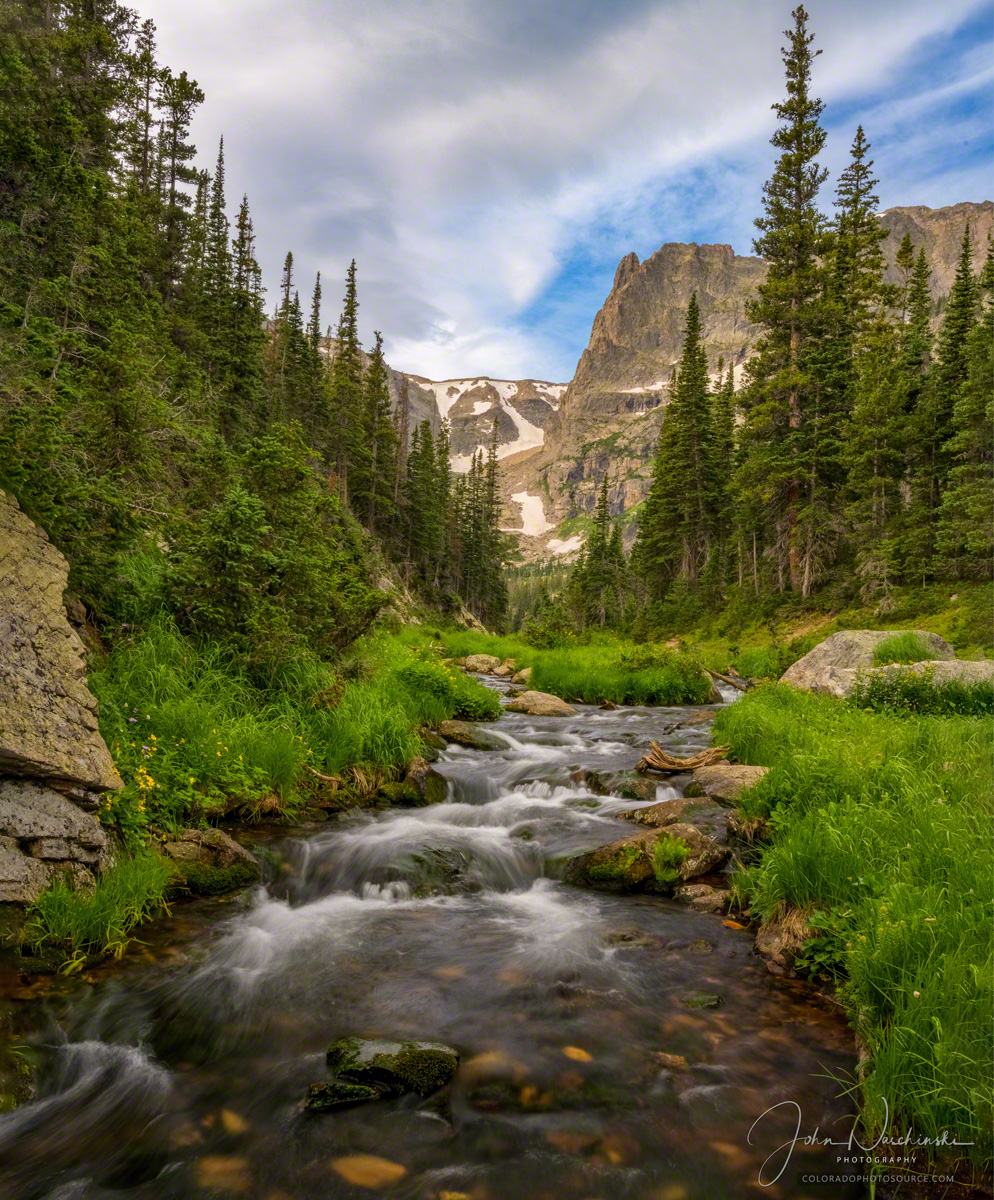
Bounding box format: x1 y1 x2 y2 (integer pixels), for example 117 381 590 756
134 0 993 382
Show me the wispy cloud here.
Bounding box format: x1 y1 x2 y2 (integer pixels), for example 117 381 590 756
135 0 993 380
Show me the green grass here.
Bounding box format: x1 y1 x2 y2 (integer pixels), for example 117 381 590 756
714 686 993 1170
851 666 994 717
20 852 173 969
91 615 502 843
395 627 713 706
652 833 689 885
872 631 935 665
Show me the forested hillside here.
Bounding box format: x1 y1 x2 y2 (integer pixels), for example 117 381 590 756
0 1 509 653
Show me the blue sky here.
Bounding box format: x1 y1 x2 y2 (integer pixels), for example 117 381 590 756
136 0 992 382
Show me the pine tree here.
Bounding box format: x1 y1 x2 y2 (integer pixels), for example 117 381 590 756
631 294 713 595
844 318 908 604
353 331 397 533
935 283 993 578
895 233 915 321
226 195 267 438
833 125 892 327
329 260 364 501
202 138 231 386
736 5 828 594
906 228 977 578
156 67 204 301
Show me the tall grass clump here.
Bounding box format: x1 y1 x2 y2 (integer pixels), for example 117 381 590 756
872 631 935 665
21 852 173 969
715 685 993 1170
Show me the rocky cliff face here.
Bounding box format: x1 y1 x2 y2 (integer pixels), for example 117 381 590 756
0 491 119 902
493 200 993 553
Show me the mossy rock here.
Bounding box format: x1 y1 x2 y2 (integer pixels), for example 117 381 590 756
169 858 260 896
317 1037 460 1106
304 1079 381 1111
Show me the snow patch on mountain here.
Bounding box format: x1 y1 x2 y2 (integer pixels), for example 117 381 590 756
547 534 584 557
510 491 554 537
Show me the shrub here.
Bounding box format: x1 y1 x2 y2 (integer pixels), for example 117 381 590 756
850 666 994 717
872 631 934 665
21 852 173 969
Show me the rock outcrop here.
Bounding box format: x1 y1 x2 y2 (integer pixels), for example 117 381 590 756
686 763 769 805
780 630 956 698
0 491 122 904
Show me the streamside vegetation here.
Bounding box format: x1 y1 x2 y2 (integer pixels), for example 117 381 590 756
715 686 992 1172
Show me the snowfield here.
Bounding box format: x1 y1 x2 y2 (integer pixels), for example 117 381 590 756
510 491 554 536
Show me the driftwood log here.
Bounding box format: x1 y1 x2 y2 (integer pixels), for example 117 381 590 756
636 742 731 774
705 668 752 693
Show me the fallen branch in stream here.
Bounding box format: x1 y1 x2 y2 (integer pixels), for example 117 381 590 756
705 668 752 693
636 742 731 774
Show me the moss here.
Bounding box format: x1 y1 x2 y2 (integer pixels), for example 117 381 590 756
172 859 260 896
326 1037 361 1072
305 1079 381 1111
394 1042 459 1094
587 845 644 884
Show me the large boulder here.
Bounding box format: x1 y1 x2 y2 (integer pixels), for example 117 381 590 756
0 492 121 793
505 690 576 717
780 630 955 698
0 493 123 905
685 763 768 805
463 654 502 674
617 795 723 828
437 720 506 751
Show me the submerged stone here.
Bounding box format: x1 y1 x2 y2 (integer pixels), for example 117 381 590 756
321 1037 460 1101
304 1079 382 1111
682 991 724 1010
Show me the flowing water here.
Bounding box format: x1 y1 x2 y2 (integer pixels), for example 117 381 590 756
0 681 864 1199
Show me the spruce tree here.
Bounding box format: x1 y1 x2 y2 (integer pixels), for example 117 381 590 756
329 260 364 501
736 5 828 594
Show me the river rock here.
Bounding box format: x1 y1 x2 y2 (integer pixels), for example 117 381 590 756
686 763 768 805
308 1037 459 1109
492 659 516 677
563 829 659 890
780 629 955 698
402 757 448 805
563 823 727 891
377 757 448 807
437 720 506 751
511 667 532 685
163 829 260 894
463 654 501 673
673 883 727 913
665 823 730 880
617 796 722 828
505 691 576 717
